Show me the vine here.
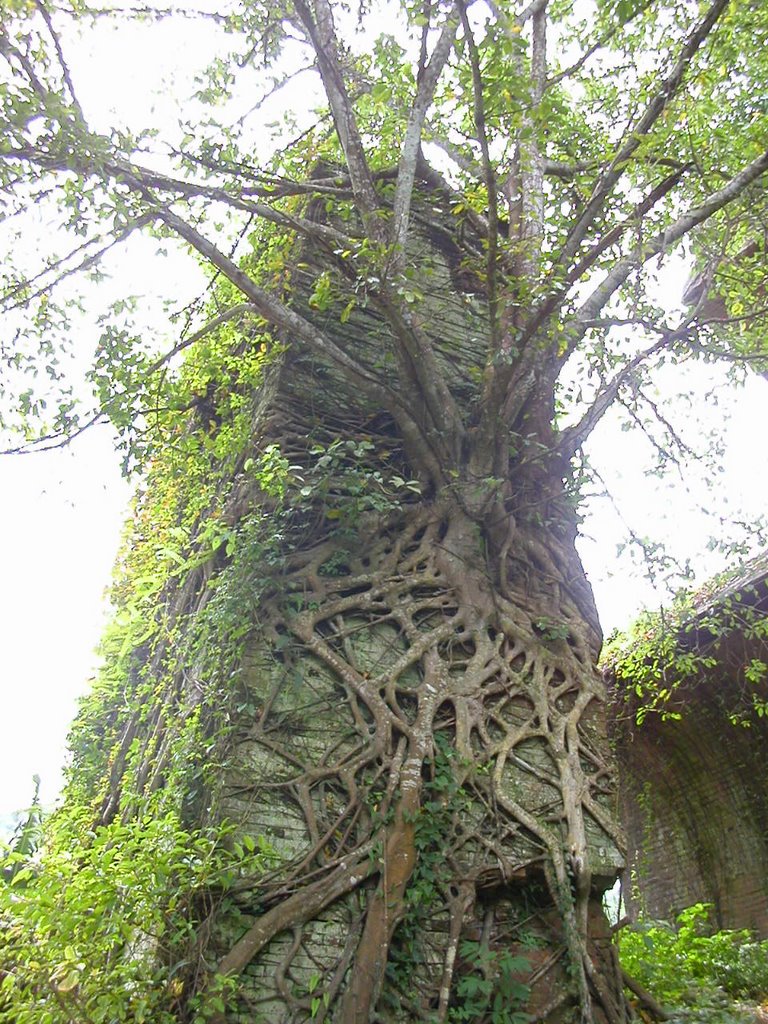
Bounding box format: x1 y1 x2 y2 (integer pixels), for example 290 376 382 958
605 566 768 726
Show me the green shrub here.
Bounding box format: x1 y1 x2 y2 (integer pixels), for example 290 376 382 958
0 811 267 1024
620 903 768 1022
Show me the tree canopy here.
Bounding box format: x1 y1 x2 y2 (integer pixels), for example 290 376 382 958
2 0 767 481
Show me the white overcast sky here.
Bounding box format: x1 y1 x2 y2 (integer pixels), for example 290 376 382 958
1 8 767 827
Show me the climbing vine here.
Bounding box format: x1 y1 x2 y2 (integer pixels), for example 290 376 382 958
605 567 768 726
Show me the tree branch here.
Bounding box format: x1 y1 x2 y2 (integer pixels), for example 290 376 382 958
425 132 484 180
542 159 601 179
545 0 655 90
557 335 672 458
107 159 358 250
518 0 547 265
291 0 382 230
575 147 768 327
1 214 153 312
476 0 548 456
0 412 106 457
0 25 49 101
564 164 689 288
146 303 262 374
621 970 671 1022
33 0 85 122
500 151 765 438
1 142 362 252
459 2 499 345
391 3 461 265
554 0 729 272
152 203 394 405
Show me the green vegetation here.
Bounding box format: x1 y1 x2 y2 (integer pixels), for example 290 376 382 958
0 811 271 1023
376 736 534 1023
605 575 768 725
0 290 290 1021
449 941 531 1024
620 904 768 1023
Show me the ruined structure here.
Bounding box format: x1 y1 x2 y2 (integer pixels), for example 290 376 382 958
612 556 768 935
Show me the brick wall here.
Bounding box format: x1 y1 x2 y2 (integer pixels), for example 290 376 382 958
614 626 768 935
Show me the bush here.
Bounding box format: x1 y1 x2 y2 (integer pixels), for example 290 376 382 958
619 903 768 1022
0 810 267 1024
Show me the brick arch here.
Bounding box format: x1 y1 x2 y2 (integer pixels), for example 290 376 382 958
613 564 768 935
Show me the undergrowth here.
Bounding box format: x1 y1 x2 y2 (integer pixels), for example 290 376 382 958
620 903 768 1023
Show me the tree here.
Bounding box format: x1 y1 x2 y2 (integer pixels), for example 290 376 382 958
1 1 767 1022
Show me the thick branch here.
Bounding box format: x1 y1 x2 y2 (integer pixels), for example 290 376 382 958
459 2 499 344
425 133 484 180
291 0 381 229
504 161 689 361
542 159 601 179
621 971 671 1021
518 147 768 438
122 163 356 246
2 141 364 253
518 0 547 265
473 0 547 465
68 153 358 251
575 147 768 327
391 4 461 265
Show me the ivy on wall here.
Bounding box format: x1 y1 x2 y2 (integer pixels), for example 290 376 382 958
604 570 768 726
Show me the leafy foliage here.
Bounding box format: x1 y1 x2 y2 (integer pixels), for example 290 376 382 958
605 574 768 725
0 810 269 1024
1 778 42 884
449 941 530 1024
620 904 768 1023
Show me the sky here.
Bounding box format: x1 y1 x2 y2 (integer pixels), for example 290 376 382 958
1 5 767 830
0 432 131 828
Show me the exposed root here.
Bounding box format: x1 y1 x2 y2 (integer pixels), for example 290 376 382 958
128 499 624 1021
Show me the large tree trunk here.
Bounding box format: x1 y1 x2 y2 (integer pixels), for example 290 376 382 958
204 506 626 1023
91 191 627 1024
